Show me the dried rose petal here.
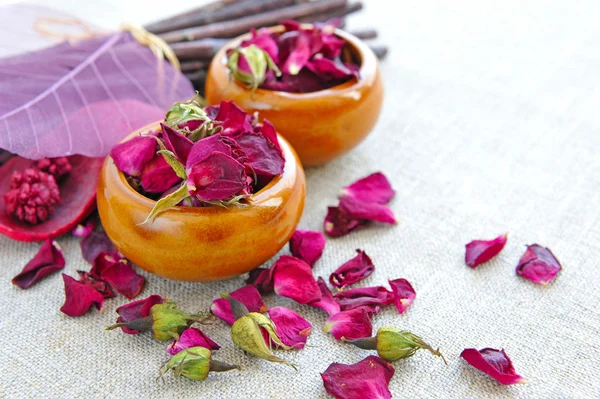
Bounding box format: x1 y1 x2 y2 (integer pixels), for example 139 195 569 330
186 152 247 201
465 233 508 268
278 30 312 75
60 273 104 317
12 239 65 289
324 206 369 238
76 271 115 299
321 355 395 399
140 155 182 193
233 129 284 180
90 252 124 279
116 294 164 334
101 260 145 300
72 215 97 238
267 306 312 349
185 134 242 167
213 101 254 135
242 28 279 61
516 244 562 285
335 286 394 312
461 348 525 385
80 230 117 264
211 285 267 325
160 123 193 163
388 278 416 314
261 68 333 93
110 136 157 177
323 308 373 340
257 119 281 152
289 229 326 267
308 277 341 316
330 249 374 289
339 195 396 224
245 267 274 293
306 55 357 80
167 327 221 355
272 255 321 304
342 172 395 204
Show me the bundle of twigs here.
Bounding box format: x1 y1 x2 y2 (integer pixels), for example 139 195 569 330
144 0 387 91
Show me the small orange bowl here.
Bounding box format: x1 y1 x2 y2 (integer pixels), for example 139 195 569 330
97 122 306 282
205 26 384 167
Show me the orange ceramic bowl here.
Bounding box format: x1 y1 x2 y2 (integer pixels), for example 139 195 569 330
205 26 384 167
97 122 306 282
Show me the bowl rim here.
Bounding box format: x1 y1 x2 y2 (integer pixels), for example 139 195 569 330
209 24 378 99
105 121 301 216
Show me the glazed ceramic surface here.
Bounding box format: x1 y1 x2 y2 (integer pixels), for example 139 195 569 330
97 122 306 281
205 27 384 167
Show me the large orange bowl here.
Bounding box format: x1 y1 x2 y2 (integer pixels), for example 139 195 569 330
97 122 306 281
205 26 384 167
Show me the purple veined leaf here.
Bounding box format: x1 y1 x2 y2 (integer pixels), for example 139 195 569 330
0 6 194 159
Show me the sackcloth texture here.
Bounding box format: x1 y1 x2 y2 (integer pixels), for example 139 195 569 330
1 0 599 398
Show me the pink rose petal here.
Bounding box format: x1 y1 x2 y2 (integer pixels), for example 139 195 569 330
186 152 247 201
80 230 117 264
324 206 369 238
465 234 508 268
12 239 65 289
267 306 312 349
289 229 326 267
233 130 284 180
140 155 182 193
213 101 254 135
321 356 395 399
160 123 193 164
245 267 274 294
211 285 267 325
76 271 115 299
307 277 341 316
339 195 396 224
516 244 562 285
334 286 394 312
60 273 104 317
323 308 373 340
116 294 164 334
100 259 145 300
388 278 416 314
329 249 374 289
167 327 221 355
461 348 525 385
109 135 156 177
342 172 395 204
272 255 322 304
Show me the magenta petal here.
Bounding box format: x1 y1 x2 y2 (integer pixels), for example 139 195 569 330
76 271 116 299
279 30 311 75
465 234 508 268
80 231 117 264
234 132 284 179
258 119 281 152
461 348 525 385
116 294 164 334
140 155 182 193
329 249 374 289
60 274 104 317
323 308 373 340
308 277 341 317
321 356 395 399
339 195 396 224
306 56 357 80
186 152 247 201
388 278 416 314
100 259 145 300
267 306 312 349
214 101 254 135
185 134 238 168
516 244 562 285
12 239 65 289
72 216 97 238
289 229 326 267
272 255 322 304
342 172 395 204
243 28 279 60
211 285 267 325
160 123 193 163
324 206 369 238
110 136 156 177
246 267 275 294
167 327 221 355
334 286 394 312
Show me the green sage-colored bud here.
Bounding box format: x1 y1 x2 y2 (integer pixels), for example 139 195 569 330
151 301 205 341
159 346 239 381
376 327 447 364
164 94 208 127
227 44 281 91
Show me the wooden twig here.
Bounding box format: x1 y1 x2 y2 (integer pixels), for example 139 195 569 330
347 28 377 40
296 2 362 23
180 60 209 73
171 38 229 60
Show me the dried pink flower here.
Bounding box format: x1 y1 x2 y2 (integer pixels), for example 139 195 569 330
12 239 65 289
76 271 115 299
388 278 416 314
267 306 312 349
167 327 221 355
110 136 156 177
245 267 274 294
289 229 326 267
323 308 373 340
321 356 395 399
186 152 247 201
516 244 562 285
160 123 193 163
461 348 525 385
211 285 267 325
33 157 72 180
60 273 104 317
330 249 374 289
91 253 145 299
465 234 508 268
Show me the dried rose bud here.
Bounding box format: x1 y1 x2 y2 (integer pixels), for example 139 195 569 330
12 239 65 289
516 244 562 285
465 233 508 268
33 157 72 180
461 348 525 385
321 355 395 399
345 327 446 364
60 273 104 317
186 152 247 201
224 294 295 368
110 136 157 177
4 168 60 225
267 306 312 349
341 172 395 204
151 301 208 341
211 285 267 325
323 308 373 340
164 95 210 132
160 346 238 382
167 327 221 355
330 249 374 289
111 294 164 334
307 277 340 316
227 44 281 90
289 229 326 267
388 278 416 314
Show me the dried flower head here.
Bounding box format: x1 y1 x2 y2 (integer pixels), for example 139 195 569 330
4 168 60 225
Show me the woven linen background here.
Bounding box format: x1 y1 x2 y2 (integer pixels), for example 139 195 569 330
1 0 599 398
